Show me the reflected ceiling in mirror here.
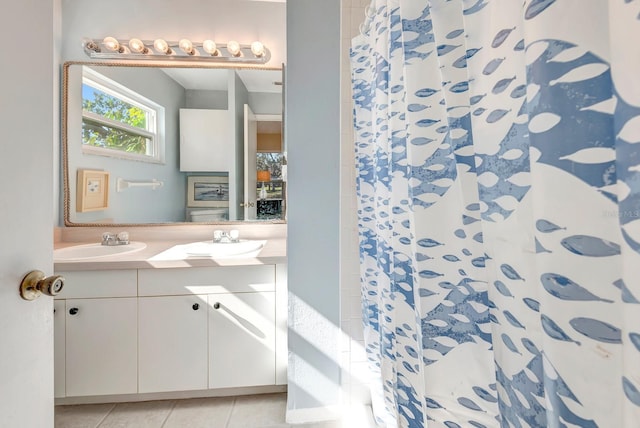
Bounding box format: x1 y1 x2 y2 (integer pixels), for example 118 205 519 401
62 61 285 227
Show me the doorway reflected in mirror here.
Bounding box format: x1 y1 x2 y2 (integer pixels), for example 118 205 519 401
256 152 285 220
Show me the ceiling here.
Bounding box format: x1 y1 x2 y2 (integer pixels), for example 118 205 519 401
143 0 286 103
159 66 283 134
160 67 282 94
155 0 286 93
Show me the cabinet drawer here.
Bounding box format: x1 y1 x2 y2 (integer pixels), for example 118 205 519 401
54 270 137 299
138 265 275 296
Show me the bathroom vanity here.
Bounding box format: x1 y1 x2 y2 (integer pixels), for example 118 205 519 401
52 230 287 404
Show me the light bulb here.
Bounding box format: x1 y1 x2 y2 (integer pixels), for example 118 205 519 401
153 38 170 54
103 36 120 52
83 38 100 53
128 38 148 54
179 38 195 55
227 40 241 57
250 41 264 57
202 39 218 55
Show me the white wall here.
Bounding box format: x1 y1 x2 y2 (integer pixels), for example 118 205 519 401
286 0 343 422
340 0 374 407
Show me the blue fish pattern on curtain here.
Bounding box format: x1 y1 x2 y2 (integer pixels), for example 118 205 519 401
351 1 640 427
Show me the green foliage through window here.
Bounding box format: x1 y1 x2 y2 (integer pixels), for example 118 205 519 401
82 85 151 155
79 65 167 166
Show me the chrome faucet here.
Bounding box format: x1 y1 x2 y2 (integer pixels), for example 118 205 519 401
213 229 240 243
101 231 130 246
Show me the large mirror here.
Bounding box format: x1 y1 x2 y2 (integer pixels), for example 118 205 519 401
62 62 285 226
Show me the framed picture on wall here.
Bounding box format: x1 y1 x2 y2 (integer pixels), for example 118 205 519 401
76 169 110 212
187 175 229 208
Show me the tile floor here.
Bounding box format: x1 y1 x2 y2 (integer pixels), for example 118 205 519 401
55 393 351 428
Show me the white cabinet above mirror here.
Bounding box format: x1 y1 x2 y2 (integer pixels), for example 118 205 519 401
62 62 285 226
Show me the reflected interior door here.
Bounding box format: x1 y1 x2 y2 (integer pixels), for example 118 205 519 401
244 104 258 220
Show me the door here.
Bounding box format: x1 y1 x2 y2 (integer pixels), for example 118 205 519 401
244 104 258 220
138 295 208 393
65 298 138 396
209 292 276 388
0 1 55 426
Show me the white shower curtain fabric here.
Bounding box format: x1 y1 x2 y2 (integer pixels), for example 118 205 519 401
351 1 640 427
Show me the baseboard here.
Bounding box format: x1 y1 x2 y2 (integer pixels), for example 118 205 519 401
286 404 381 427
285 404 343 424
55 384 286 406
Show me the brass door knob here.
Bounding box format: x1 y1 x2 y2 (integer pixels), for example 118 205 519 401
19 270 65 301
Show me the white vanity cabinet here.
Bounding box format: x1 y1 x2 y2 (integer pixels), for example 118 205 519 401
138 265 278 390
54 263 285 401
138 295 208 393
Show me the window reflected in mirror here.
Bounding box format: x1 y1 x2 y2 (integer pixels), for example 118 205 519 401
82 67 164 164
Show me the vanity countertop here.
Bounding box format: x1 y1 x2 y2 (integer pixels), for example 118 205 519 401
53 238 287 272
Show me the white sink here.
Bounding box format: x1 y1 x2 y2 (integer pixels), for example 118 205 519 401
149 239 266 261
183 240 266 257
54 241 147 261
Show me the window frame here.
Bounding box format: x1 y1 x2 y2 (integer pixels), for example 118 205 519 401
81 67 165 164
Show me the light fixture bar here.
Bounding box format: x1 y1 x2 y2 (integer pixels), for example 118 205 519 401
82 38 271 64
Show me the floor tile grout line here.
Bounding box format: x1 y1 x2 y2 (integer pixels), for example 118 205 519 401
160 400 178 428
95 402 117 428
224 396 238 428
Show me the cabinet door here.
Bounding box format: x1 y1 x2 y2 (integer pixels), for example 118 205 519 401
65 298 137 397
209 292 276 389
138 295 208 393
54 300 65 398
179 108 231 172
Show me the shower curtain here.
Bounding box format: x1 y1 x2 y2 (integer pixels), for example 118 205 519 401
351 1 640 427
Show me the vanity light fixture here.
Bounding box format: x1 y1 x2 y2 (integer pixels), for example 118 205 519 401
82 36 271 64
